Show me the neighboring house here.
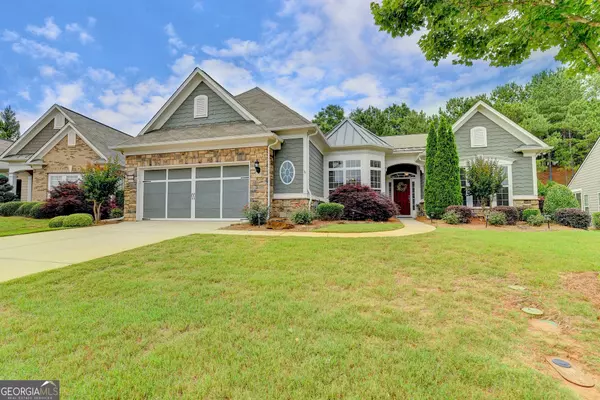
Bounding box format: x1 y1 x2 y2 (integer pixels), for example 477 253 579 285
114 69 550 221
0 139 13 175
0 105 131 202
568 137 600 214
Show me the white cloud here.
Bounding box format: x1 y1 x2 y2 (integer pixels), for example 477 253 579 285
39 65 59 77
39 82 84 110
202 38 261 58
171 54 197 77
193 1 203 11
66 23 94 44
198 59 256 94
318 85 345 101
26 17 62 40
87 68 116 83
12 38 79 65
87 17 97 27
1 30 19 42
164 23 192 55
18 89 31 101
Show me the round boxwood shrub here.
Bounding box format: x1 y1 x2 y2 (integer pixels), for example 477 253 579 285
527 214 545 227
316 202 344 221
15 202 37 216
0 201 24 216
444 205 472 224
442 210 460 225
110 207 124 219
329 184 397 221
29 202 49 219
593 212 600 230
243 202 269 226
492 206 519 225
554 208 591 230
291 208 314 225
62 213 94 228
543 184 579 216
522 208 541 221
48 215 67 228
488 211 507 226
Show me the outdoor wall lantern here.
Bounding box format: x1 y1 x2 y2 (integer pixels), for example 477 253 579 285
254 160 261 174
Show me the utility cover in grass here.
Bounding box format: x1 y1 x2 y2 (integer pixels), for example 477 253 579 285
546 357 595 388
552 359 572 368
521 307 544 316
508 285 526 291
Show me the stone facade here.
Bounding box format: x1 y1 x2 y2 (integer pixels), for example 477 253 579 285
31 135 100 201
271 198 321 218
124 146 273 221
513 198 540 210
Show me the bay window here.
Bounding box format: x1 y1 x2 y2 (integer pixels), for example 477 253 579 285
328 160 361 194
370 160 382 192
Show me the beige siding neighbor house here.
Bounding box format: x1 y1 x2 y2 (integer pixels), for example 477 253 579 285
569 137 600 214
0 105 131 201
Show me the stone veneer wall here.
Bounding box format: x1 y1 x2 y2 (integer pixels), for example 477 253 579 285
32 135 99 201
124 146 273 221
513 198 539 210
271 198 323 218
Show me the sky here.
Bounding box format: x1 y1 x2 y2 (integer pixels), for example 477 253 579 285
0 0 559 136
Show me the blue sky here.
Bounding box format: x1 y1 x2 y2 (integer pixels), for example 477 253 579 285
0 0 559 135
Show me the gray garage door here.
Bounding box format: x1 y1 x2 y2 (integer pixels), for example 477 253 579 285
143 165 249 220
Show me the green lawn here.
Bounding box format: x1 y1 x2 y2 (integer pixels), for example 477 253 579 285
1 229 599 398
0 216 57 237
313 221 405 233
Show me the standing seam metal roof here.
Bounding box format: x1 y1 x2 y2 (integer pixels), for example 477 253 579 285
326 119 392 149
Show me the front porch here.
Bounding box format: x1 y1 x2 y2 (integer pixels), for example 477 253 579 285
385 163 424 218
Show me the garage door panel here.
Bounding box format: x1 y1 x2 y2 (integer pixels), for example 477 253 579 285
167 181 192 219
223 165 249 178
143 182 166 219
196 167 221 179
222 178 249 218
168 168 192 180
195 180 221 218
145 169 166 181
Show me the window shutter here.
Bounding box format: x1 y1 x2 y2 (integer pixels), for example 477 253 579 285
68 131 76 146
194 95 208 118
54 114 65 129
470 127 487 147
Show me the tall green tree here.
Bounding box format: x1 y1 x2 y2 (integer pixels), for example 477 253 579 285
439 95 488 124
312 105 345 134
424 121 439 218
81 159 123 223
432 118 463 215
0 106 20 141
371 0 600 74
465 157 506 212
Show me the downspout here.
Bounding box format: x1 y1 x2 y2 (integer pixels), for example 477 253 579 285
307 129 319 209
267 137 280 219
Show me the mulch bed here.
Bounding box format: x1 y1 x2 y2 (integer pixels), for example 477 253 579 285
222 218 402 232
415 216 574 231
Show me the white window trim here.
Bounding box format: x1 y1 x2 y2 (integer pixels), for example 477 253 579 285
194 95 208 119
68 131 76 147
323 151 386 197
47 173 82 193
583 194 590 213
460 163 513 208
54 114 66 129
470 126 488 148
572 189 583 210
279 160 296 186
598 192 600 213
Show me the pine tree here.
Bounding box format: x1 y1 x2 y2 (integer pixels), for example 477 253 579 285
0 106 20 141
424 121 439 218
0 174 18 203
433 118 463 214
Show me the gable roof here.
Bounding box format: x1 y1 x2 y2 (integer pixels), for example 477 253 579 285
568 136 600 187
0 139 13 156
0 104 131 163
453 101 551 150
326 119 392 149
139 68 261 135
234 87 312 129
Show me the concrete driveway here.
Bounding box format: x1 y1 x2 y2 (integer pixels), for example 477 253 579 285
0 221 230 283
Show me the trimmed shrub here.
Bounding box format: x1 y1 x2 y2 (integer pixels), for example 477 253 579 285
0 201 23 216
522 208 541 221
110 208 124 219
329 184 397 221
445 205 472 224
316 202 344 221
243 202 268 226
593 212 600 230
543 184 579 216
115 190 125 208
0 174 18 203
62 213 94 228
555 208 591 230
42 182 92 218
48 215 67 228
15 202 37 216
291 208 314 225
516 205 528 221
488 211 507 226
492 206 519 225
442 210 460 225
29 202 50 219
527 214 545 227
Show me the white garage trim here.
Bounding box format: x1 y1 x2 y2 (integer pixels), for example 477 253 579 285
137 162 250 221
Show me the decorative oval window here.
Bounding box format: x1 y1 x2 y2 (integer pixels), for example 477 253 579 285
280 160 295 185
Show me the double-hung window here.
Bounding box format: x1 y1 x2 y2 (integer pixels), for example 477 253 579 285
461 165 510 207
495 166 510 206
328 159 361 195
584 194 590 213
48 173 82 191
370 160 382 192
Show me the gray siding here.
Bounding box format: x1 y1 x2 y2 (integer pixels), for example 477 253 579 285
569 140 600 213
274 138 304 194
19 120 59 155
309 141 324 198
163 82 245 129
455 112 535 196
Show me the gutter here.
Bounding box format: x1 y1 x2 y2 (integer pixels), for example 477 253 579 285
306 130 319 208
267 137 281 218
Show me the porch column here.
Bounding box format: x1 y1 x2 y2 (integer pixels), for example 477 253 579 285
8 173 16 194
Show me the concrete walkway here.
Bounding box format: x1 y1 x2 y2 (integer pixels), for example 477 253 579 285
213 218 435 238
0 221 230 282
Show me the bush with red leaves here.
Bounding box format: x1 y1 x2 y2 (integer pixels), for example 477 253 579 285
329 184 397 221
41 182 92 218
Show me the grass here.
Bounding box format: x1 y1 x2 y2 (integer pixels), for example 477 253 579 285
0 216 57 237
1 228 599 398
313 221 405 233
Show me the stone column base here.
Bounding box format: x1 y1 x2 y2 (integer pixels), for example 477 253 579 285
271 198 321 219
514 198 540 210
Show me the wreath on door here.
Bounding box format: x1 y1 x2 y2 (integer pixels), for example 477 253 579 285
396 182 408 192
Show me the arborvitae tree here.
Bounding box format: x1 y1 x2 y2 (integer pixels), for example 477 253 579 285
433 118 463 215
424 121 439 218
0 174 18 203
0 106 20 141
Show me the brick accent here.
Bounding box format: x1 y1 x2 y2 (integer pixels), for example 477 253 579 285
31 135 100 201
271 198 322 218
124 146 273 221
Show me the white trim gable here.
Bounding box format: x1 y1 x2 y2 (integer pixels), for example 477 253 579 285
453 101 550 150
26 124 107 163
0 105 71 160
569 136 600 188
139 68 261 135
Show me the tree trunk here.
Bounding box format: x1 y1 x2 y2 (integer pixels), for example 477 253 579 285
93 200 102 223
579 42 600 72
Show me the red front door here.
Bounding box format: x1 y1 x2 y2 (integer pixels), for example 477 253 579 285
394 179 411 216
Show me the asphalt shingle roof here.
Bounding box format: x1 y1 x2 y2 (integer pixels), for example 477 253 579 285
235 87 312 129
